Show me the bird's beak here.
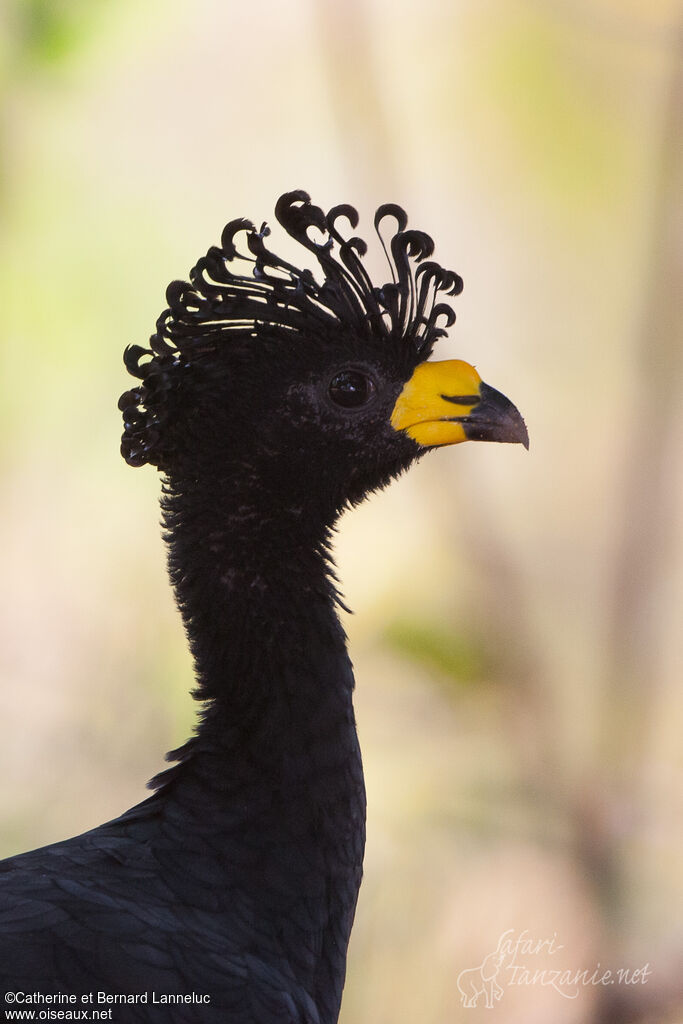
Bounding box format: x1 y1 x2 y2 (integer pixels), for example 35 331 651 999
391 359 529 449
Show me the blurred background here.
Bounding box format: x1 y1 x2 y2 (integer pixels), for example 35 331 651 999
0 0 681 1020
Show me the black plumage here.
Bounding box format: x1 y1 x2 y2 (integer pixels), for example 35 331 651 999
0 191 527 1022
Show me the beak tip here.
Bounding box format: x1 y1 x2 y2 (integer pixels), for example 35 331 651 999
463 382 530 450
511 418 529 450
520 421 530 451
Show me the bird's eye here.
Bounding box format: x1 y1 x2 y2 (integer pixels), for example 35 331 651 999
328 370 376 409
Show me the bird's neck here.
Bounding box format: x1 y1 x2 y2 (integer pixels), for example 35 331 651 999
162 471 346 695
152 474 365 1021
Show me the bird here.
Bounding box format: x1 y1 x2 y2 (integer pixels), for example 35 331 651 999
0 190 528 1022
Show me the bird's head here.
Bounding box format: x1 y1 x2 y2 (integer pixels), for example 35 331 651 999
119 191 527 522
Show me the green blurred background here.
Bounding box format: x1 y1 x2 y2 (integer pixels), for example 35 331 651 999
0 0 681 1021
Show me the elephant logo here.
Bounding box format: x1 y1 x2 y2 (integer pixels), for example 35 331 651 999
456 937 508 1009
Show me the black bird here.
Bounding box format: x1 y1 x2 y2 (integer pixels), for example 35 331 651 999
0 191 527 1022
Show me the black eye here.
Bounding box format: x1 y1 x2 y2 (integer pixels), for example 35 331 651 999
328 370 376 409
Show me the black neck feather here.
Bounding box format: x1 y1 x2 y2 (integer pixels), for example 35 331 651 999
144 471 365 1023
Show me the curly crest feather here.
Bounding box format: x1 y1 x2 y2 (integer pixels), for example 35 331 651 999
118 190 463 468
